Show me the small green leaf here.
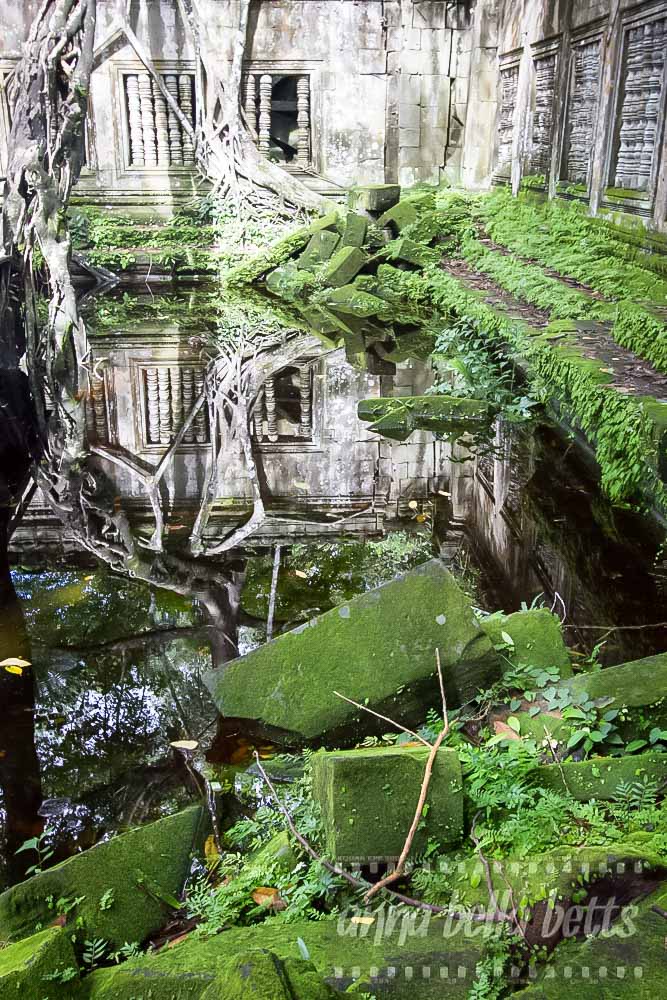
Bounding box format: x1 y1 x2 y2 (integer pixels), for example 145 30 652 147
507 716 521 733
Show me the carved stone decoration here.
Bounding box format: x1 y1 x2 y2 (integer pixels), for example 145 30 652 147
296 75 310 167
178 74 195 165
157 367 171 444
152 81 170 167
496 65 519 176
244 73 258 136
138 72 157 166
258 74 272 156
193 368 207 443
264 375 278 442
164 74 184 165
530 53 557 175
299 366 312 438
85 377 109 444
145 367 160 444
169 365 183 431
181 367 195 443
563 40 601 185
126 75 145 166
613 17 667 192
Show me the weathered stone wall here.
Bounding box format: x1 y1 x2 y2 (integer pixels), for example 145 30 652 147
0 0 472 205
470 0 667 233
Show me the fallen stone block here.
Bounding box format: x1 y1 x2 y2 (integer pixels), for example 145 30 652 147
319 284 390 318
378 193 435 233
535 750 667 802
340 211 368 247
564 651 667 713
358 395 495 438
347 184 401 214
515 883 667 997
312 746 463 861
0 926 78 999
205 950 337 999
479 609 572 677
83 913 484 998
0 805 207 949
297 230 341 270
266 263 313 301
226 210 340 286
387 236 438 267
296 304 344 341
320 246 368 288
204 560 500 746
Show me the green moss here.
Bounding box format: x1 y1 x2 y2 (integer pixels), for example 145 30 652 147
536 752 667 801
518 885 667 997
320 246 368 288
0 806 207 949
564 652 667 712
316 285 389 318
296 230 341 270
340 212 368 248
479 609 571 677
85 914 486 999
204 560 500 745
204 950 336 1000
312 746 463 860
225 212 339 287
358 394 494 438
0 927 78 999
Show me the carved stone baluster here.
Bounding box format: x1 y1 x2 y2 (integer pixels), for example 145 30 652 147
178 74 195 165
193 367 207 443
157 368 171 444
496 65 518 175
244 73 258 138
258 74 272 156
264 376 278 442
614 18 666 191
256 386 266 440
85 395 96 441
182 368 195 443
91 378 108 444
138 72 157 166
296 76 310 167
153 78 170 166
126 75 145 166
165 74 184 165
530 54 556 176
145 368 160 444
565 40 601 184
298 366 311 438
169 366 183 433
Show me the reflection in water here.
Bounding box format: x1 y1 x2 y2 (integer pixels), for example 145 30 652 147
2 289 667 886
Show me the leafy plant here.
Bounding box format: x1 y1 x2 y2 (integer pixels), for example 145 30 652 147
82 937 108 969
15 828 54 875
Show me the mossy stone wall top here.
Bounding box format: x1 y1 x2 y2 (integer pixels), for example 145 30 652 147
204 560 500 745
565 652 667 709
479 609 571 677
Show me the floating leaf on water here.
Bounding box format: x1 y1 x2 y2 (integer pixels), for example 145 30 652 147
170 740 199 752
294 570 308 579
0 657 31 668
351 915 375 925
3 665 25 676
408 500 419 509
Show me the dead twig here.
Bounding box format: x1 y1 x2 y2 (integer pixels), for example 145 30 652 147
333 691 431 748
364 650 450 902
252 753 503 922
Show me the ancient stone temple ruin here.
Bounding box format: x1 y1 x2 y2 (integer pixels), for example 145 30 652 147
2 0 665 230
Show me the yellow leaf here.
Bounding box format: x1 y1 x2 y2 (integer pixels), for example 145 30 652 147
0 657 31 668
3 665 24 676
170 740 199 751
204 835 219 864
351 915 375 925
251 886 286 910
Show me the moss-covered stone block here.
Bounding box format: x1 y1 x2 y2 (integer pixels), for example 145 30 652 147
203 950 337 999
479 609 572 677
0 926 78 999
0 806 207 949
320 246 368 288
297 230 341 270
204 560 500 745
319 284 389 318
516 884 667 997
388 236 437 267
265 263 314 302
226 211 339 286
347 184 400 214
296 304 344 340
340 212 368 248
358 395 494 438
563 652 667 712
535 751 667 801
312 746 463 861
378 194 435 233
83 913 485 998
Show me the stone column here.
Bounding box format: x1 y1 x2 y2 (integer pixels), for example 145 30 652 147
126 75 145 166
145 368 160 444
179 74 195 165
138 72 157 166
258 74 272 156
182 368 195 443
169 367 183 432
153 81 170 166
90 378 108 443
299 367 311 437
244 73 258 136
165 74 184 165
296 75 310 167
193 368 208 443
157 367 171 444
264 376 278 442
